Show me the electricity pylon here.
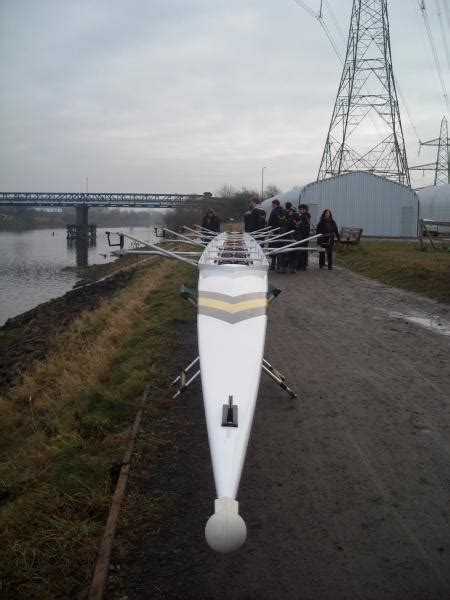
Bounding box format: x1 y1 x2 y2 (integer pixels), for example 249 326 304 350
318 0 410 186
409 117 449 186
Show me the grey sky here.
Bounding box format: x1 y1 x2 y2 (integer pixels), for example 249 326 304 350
0 0 448 195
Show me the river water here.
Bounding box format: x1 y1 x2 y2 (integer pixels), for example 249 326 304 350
0 226 159 326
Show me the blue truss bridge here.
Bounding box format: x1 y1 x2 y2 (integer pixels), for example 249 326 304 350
0 192 211 209
0 192 215 238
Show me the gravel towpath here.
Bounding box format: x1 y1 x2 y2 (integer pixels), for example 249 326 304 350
114 261 450 600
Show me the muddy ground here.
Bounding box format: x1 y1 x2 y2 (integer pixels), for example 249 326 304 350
111 258 450 600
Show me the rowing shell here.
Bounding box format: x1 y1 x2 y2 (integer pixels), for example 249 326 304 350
197 232 268 552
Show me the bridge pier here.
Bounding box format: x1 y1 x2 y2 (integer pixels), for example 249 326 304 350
66 204 97 240
76 204 89 227
67 236 97 267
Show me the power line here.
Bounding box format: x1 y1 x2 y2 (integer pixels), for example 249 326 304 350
434 0 450 70
292 1 376 126
291 0 421 145
317 1 410 185
291 1 344 62
416 0 450 113
396 81 422 144
443 0 450 28
318 12 344 61
323 0 347 44
291 0 317 19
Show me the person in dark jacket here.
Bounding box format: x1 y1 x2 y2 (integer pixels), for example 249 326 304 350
268 199 287 271
296 203 311 270
282 205 299 273
268 199 284 229
316 209 340 270
202 208 220 233
243 203 252 232
245 198 267 232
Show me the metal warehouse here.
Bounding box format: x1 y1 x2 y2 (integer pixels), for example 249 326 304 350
297 172 419 237
417 184 450 222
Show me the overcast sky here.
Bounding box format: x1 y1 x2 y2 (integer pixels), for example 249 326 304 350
0 0 448 195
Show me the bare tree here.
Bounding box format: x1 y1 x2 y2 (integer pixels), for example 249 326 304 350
163 184 266 228
263 185 282 200
216 184 237 199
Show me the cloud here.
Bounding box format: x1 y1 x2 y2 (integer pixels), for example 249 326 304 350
0 0 447 193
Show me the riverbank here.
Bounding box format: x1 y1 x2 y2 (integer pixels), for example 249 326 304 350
0 255 196 598
0 255 145 392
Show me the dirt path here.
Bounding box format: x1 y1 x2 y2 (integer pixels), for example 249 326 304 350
113 260 450 600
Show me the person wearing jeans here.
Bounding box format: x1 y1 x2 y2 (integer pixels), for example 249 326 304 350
316 209 340 270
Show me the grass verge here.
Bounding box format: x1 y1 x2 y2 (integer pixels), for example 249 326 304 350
335 241 450 303
0 258 196 599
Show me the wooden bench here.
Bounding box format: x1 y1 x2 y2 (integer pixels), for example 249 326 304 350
338 227 363 248
419 219 450 250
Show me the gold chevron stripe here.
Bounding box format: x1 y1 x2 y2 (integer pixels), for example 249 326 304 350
198 297 267 314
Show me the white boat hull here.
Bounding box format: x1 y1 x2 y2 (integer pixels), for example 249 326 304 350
197 232 269 552
198 264 268 499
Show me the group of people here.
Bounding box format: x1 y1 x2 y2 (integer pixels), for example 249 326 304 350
265 200 311 273
201 199 340 270
244 198 340 271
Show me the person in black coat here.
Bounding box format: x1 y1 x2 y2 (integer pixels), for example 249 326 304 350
316 209 340 270
268 199 285 229
296 203 311 271
202 209 220 233
281 205 299 273
243 204 252 232
245 198 267 233
268 199 287 271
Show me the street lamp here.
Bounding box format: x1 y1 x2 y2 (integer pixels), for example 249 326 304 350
85 177 89 194
261 166 266 202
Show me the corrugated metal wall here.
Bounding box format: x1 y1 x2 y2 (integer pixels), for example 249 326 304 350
417 184 450 221
299 172 419 237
